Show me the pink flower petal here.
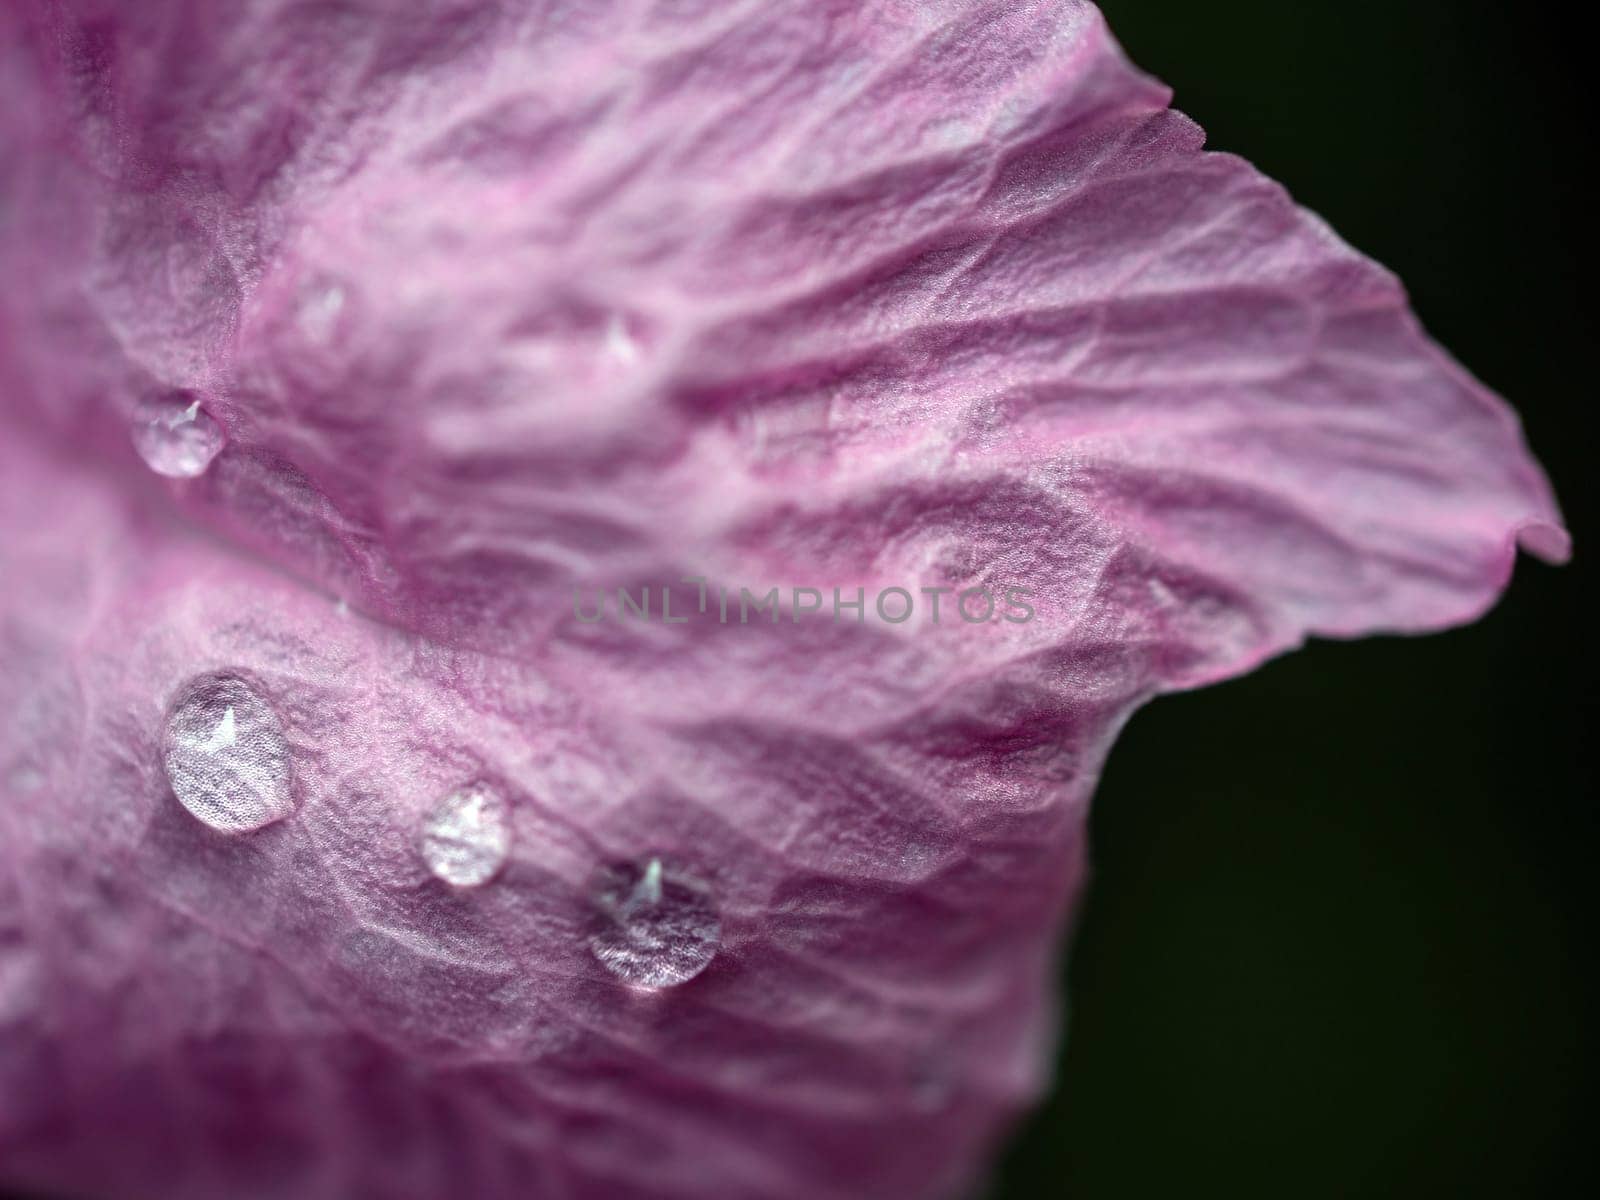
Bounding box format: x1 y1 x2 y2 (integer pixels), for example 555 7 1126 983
0 2 1566 1198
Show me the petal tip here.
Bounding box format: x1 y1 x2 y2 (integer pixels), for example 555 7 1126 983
1516 518 1572 566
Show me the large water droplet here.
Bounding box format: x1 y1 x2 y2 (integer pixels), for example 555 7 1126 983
419 783 510 887
131 391 225 478
160 673 293 833
587 856 721 989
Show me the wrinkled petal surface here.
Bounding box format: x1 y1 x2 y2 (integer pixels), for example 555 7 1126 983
0 2 1566 1198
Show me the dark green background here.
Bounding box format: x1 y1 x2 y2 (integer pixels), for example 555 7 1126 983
996 1 1592 1197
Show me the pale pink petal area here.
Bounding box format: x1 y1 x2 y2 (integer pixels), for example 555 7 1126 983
0 2 1566 1198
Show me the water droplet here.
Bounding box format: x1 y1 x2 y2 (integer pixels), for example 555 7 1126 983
131 392 225 478
420 783 510 887
587 856 721 989
160 673 293 833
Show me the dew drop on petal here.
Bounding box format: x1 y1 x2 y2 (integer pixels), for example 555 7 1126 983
131 391 225 478
160 673 294 833
587 856 721 989
419 783 510 887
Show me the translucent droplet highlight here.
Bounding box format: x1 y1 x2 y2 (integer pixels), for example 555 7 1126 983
420 783 510 887
587 856 721 989
131 392 225 478
160 673 293 833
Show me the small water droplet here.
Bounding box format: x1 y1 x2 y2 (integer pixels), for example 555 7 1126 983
420 783 510 887
587 856 721 989
160 673 293 832
131 392 225 478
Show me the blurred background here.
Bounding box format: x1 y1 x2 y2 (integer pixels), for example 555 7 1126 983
996 1 1593 1197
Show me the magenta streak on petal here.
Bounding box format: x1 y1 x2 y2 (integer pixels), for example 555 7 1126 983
0 1 1567 1198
